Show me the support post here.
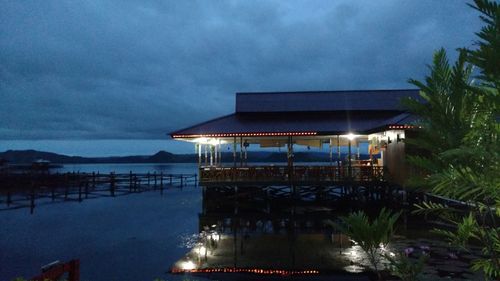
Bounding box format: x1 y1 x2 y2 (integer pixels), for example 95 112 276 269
204 144 208 166
233 137 237 167
337 135 341 180
357 142 360 159
218 143 222 166
214 143 218 166
198 143 202 167
329 138 333 166
287 136 294 180
239 137 243 167
348 139 352 179
210 145 214 166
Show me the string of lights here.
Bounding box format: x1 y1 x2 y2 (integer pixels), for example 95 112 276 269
171 267 320 275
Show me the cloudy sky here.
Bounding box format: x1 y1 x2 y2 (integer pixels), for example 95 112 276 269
0 1 481 155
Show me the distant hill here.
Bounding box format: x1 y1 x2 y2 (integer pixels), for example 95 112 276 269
0 149 369 164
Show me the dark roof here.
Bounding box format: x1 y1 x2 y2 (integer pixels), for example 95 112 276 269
236 89 420 113
171 89 421 137
171 111 411 136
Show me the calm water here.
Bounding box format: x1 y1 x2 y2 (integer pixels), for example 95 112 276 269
0 163 207 281
1 163 482 281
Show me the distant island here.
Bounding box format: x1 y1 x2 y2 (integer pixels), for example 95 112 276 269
0 149 369 164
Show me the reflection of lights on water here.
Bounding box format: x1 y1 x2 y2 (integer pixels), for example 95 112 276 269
179 233 201 249
344 246 364 260
180 261 196 270
343 265 364 273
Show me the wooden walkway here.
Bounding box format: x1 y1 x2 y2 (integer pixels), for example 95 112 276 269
0 171 197 213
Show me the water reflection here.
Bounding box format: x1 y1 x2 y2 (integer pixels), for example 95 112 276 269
172 184 483 280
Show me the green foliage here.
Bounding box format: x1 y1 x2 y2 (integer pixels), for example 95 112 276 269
404 48 476 174
466 0 500 89
385 251 427 281
330 208 400 279
406 0 500 279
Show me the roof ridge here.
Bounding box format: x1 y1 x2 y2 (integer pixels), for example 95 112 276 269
236 89 419 95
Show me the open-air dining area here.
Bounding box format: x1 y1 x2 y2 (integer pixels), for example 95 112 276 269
172 90 418 187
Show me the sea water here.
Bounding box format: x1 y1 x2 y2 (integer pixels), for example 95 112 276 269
0 163 207 281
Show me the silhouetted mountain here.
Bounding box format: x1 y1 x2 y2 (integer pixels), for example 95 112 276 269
0 149 369 164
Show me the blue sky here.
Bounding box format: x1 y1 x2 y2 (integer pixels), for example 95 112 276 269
0 1 482 155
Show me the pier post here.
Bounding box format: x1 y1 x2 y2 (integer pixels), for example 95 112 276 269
78 183 82 202
147 172 150 187
85 181 89 199
202 186 206 215
160 172 164 191
233 217 238 268
234 185 239 215
92 172 96 188
154 172 157 189
194 174 198 187
266 186 270 213
30 187 35 214
6 192 11 206
180 176 184 188
129 171 133 192
110 173 116 197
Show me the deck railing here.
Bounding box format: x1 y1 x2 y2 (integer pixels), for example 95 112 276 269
199 165 385 184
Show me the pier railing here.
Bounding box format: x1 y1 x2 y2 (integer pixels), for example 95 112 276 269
0 171 197 213
199 165 385 184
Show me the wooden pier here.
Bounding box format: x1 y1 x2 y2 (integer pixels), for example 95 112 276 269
199 164 385 185
0 171 197 213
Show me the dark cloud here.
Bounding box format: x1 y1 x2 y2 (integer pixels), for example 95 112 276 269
0 0 481 140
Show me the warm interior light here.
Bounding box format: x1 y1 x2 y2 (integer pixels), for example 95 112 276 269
345 133 356 141
211 232 220 242
180 260 196 270
192 137 209 144
196 246 207 256
192 137 225 145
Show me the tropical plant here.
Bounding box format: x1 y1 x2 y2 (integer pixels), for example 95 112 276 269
329 208 400 280
384 249 427 281
405 0 500 279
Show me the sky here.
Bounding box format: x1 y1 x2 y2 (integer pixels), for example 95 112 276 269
0 1 482 156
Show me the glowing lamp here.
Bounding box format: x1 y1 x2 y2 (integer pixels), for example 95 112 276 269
180 260 196 270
